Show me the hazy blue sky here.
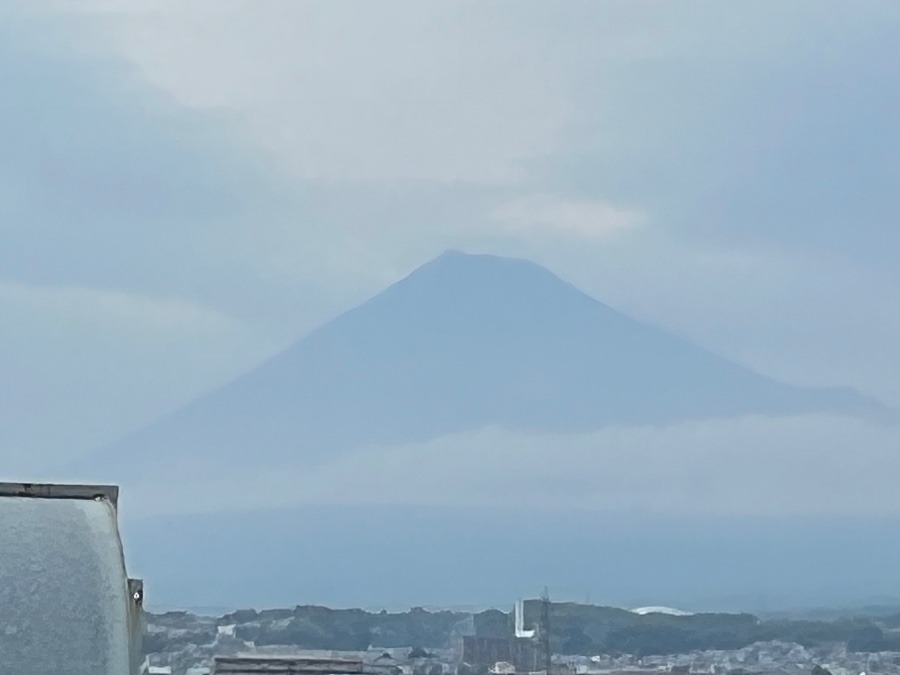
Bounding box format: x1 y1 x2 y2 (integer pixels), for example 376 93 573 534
5 1 900 523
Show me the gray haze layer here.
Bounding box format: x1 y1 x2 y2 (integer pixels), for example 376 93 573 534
126 506 900 613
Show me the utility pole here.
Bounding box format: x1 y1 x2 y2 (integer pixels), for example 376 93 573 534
540 587 551 675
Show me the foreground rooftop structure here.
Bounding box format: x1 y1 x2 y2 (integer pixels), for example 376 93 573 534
0 482 143 674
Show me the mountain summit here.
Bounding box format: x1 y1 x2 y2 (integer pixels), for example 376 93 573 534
81 251 886 477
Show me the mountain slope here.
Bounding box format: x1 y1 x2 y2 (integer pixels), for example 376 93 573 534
80 251 886 477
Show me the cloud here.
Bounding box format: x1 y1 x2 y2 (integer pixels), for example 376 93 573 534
0 283 242 339
68 1 571 184
490 195 644 240
119 413 900 519
0 5 316 333
0 284 272 474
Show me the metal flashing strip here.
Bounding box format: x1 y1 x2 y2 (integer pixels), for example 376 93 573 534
0 482 119 508
212 656 365 674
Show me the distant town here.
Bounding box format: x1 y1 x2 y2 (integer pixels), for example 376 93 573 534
143 598 900 675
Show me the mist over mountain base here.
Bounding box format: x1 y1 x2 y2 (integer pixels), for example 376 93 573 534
124 506 900 612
